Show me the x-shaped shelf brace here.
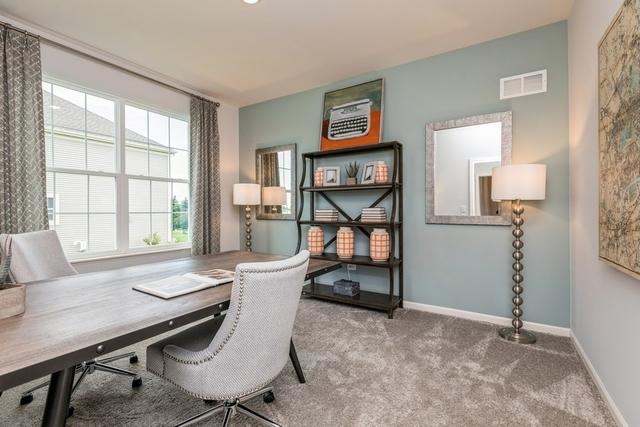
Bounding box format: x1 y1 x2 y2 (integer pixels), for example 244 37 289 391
317 188 394 249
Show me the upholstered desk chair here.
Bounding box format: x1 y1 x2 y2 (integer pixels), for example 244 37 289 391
147 250 310 427
0 230 141 411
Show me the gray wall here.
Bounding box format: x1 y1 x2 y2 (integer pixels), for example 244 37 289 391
239 22 569 327
569 0 639 424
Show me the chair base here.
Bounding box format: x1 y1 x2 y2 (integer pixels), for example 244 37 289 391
19 352 140 407
176 386 280 427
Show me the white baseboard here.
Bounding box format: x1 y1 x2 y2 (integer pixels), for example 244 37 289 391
570 331 628 427
403 300 571 337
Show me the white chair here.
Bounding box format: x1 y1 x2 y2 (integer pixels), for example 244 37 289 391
147 250 310 427
0 230 142 411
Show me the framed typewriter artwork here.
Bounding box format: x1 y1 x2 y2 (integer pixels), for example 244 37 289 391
320 78 384 151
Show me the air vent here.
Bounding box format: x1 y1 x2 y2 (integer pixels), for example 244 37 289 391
500 70 547 100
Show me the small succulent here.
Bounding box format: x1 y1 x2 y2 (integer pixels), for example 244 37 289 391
345 161 360 178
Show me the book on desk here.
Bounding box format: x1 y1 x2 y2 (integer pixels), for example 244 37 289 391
133 269 235 299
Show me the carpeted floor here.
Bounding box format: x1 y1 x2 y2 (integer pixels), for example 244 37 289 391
0 299 615 426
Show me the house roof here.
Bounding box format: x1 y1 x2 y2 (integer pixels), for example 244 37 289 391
44 90 169 149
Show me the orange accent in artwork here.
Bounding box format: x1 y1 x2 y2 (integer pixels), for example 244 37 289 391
320 111 382 151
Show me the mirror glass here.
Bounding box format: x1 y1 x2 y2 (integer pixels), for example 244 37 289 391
426 112 511 225
256 144 296 220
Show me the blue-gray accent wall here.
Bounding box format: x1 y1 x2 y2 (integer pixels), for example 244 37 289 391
239 22 569 327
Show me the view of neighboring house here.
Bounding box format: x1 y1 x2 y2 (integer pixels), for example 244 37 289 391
43 82 190 256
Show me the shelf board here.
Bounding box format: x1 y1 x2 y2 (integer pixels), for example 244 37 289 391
302 283 401 312
309 253 401 268
301 183 400 192
302 141 401 159
299 220 401 228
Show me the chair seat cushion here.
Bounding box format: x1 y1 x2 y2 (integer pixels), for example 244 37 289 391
147 315 225 377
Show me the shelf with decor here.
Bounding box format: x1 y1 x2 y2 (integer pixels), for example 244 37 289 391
296 141 403 319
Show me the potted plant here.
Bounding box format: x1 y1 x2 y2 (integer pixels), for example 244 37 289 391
345 161 360 185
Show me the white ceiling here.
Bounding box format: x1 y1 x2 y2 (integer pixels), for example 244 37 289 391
0 0 573 106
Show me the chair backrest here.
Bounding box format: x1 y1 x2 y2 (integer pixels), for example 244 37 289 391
0 230 77 283
203 250 309 397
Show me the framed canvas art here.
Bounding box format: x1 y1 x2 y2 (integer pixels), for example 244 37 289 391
599 0 640 279
320 79 383 151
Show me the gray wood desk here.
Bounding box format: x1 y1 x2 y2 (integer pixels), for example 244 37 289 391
0 251 340 427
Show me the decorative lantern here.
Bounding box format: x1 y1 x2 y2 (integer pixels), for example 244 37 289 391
336 227 354 259
314 167 325 187
370 228 390 262
307 227 324 256
375 161 389 183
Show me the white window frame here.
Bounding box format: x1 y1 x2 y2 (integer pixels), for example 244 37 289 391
43 76 191 260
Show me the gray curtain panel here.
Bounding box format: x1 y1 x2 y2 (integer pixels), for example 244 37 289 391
0 25 49 234
189 98 221 255
261 152 281 214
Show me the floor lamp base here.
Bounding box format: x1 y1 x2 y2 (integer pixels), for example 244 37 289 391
499 327 537 344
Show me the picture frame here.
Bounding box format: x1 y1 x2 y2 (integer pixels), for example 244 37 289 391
320 78 384 151
323 167 341 186
361 162 377 185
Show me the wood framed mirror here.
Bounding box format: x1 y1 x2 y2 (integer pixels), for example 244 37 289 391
255 143 296 220
426 111 512 225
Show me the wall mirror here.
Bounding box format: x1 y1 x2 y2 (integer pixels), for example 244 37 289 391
256 143 296 220
426 111 512 225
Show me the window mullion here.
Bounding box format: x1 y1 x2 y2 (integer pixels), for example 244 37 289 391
116 98 128 254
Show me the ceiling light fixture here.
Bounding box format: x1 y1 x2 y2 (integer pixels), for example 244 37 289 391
242 0 260 4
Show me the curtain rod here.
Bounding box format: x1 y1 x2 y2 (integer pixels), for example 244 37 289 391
0 20 220 107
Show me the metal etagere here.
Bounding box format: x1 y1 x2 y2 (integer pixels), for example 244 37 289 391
296 142 403 318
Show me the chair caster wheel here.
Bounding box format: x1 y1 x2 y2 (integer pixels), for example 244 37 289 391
263 391 275 403
68 406 74 417
129 355 139 364
132 377 142 388
20 394 34 405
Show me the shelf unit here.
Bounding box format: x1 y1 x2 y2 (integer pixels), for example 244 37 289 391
296 141 403 318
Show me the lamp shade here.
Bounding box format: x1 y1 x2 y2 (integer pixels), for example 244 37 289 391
262 186 286 205
491 164 546 201
233 183 261 205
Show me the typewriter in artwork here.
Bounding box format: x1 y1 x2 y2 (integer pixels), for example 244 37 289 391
327 99 372 140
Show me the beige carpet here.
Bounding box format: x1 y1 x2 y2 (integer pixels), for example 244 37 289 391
0 299 615 426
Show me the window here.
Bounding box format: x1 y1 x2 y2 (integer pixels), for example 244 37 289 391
43 80 190 259
277 151 292 215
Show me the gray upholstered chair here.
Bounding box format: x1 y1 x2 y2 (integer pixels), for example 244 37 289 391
0 230 142 410
147 250 310 427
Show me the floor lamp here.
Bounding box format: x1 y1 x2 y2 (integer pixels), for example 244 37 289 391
491 164 546 344
233 183 261 252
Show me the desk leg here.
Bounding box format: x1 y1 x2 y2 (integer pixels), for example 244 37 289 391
289 339 306 384
41 366 75 427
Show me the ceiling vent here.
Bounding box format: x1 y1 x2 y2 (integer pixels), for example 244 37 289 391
500 69 547 100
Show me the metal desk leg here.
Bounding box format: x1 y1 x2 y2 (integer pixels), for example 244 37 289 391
289 339 306 384
41 366 75 427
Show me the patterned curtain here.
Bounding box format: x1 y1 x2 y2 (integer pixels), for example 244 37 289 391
189 98 221 255
0 25 48 234
261 152 281 214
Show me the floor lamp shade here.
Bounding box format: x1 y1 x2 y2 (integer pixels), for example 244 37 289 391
491 164 546 201
262 186 287 206
233 183 261 206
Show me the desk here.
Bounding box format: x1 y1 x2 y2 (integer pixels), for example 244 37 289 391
0 251 340 426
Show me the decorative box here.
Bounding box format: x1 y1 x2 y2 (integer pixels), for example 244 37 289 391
333 279 360 296
0 284 25 320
